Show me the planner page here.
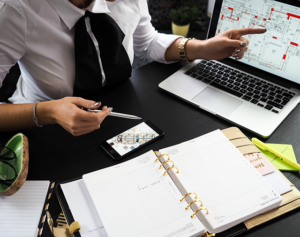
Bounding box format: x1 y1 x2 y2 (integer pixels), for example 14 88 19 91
83 151 206 237
61 179 108 237
159 130 282 233
0 181 49 237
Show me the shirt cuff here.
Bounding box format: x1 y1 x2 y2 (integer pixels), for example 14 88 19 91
149 33 182 64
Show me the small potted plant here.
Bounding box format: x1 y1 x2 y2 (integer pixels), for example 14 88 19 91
170 6 198 37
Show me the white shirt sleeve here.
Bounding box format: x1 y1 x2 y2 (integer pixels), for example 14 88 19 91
133 0 182 64
0 2 26 88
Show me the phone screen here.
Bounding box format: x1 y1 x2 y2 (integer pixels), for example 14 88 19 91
105 122 160 156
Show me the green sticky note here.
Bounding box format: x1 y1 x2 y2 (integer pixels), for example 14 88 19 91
259 144 298 171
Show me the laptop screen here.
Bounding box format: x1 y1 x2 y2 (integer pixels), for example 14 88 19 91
214 0 300 84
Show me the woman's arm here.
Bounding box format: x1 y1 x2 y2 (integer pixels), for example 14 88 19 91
0 3 111 136
165 28 267 62
0 98 111 136
133 1 266 64
133 0 182 64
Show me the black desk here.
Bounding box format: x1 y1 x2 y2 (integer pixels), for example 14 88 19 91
2 62 300 236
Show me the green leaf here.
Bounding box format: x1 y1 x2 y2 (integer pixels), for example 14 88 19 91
170 5 199 26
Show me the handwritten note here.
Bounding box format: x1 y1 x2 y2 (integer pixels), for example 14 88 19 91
244 153 275 175
138 180 161 191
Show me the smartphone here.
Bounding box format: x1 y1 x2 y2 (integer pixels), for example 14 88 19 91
101 120 164 160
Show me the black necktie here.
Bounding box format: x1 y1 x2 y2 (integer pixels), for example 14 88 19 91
73 11 132 101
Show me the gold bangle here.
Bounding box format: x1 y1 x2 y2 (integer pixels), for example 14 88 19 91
179 38 195 63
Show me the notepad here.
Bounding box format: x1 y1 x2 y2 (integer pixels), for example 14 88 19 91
259 144 298 171
244 153 275 175
0 181 50 237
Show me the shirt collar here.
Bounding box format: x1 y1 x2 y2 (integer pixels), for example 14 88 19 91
47 0 111 30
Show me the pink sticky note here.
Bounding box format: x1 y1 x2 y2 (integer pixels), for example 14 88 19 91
244 153 275 175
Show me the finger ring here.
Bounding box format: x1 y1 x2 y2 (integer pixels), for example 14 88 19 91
240 42 247 47
235 49 241 53
233 53 238 57
235 56 239 60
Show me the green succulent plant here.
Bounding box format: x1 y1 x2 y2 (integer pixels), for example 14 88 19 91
170 6 198 26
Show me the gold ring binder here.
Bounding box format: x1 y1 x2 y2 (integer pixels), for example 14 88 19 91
163 166 179 176
180 192 198 202
191 207 209 218
203 232 216 237
185 199 203 210
159 160 175 169
154 154 170 163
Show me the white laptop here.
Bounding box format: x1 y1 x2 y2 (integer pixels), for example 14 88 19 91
159 0 300 138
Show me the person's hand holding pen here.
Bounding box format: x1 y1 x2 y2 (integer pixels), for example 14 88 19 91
0 96 141 137
38 97 111 137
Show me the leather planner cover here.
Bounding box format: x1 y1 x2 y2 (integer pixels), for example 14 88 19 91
218 127 300 237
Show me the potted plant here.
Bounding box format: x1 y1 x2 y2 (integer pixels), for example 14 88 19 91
170 6 198 37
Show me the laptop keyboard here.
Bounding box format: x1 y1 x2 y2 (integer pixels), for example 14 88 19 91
184 60 296 114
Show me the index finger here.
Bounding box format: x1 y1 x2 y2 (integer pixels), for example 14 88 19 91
238 28 266 36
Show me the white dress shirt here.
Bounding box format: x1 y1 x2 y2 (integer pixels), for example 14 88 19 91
0 0 180 104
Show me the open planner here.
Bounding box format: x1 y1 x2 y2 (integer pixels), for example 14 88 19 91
56 128 296 237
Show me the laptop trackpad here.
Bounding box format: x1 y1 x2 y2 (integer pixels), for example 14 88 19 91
192 87 243 117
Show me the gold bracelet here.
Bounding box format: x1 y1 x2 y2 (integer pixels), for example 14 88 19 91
179 38 195 63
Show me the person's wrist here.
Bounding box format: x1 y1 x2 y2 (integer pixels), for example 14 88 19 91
185 39 206 61
36 101 56 125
